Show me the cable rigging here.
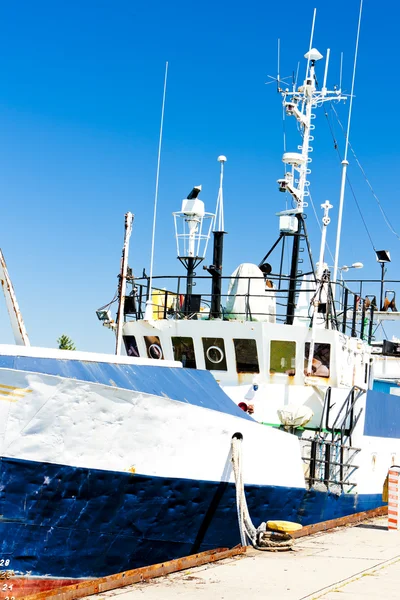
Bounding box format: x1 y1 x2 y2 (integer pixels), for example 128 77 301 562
330 102 400 243
324 104 376 252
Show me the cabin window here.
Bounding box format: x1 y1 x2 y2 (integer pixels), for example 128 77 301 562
144 336 164 360
364 363 369 384
270 341 296 375
172 336 196 369
304 342 330 377
124 335 140 357
234 339 259 373
202 338 227 371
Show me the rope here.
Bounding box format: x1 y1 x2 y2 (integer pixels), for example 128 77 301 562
231 434 257 546
231 434 293 551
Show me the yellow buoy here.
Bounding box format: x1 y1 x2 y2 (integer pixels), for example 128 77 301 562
267 520 303 533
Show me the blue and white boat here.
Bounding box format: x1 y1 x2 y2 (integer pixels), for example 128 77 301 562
1 17 399 596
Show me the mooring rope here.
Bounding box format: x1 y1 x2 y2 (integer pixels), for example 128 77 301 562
231 433 294 551
231 433 257 546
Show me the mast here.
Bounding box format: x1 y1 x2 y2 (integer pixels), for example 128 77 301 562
332 0 363 284
306 201 332 375
274 27 346 324
115 212 134 355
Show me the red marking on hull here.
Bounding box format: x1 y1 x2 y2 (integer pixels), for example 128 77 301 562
10 577 83 596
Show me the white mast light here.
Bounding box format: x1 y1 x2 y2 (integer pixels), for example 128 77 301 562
173 186 214 260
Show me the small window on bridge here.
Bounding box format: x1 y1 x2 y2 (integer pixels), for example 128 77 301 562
124 335 139 357
172 337 197 369
234 339 259 373
270 341 296 375
304 342 330 377
144 336 164 360
202 338 227 371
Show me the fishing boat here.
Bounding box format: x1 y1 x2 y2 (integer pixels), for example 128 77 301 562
1 11 400 596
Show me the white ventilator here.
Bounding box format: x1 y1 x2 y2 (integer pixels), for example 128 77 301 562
225 263 276 322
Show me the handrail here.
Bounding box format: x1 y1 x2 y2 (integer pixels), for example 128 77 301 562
121 272 396 339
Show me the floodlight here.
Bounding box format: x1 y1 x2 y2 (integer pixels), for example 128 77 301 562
339 262 363 272
376 250 391 263
96 309 111 322
186 185 202 200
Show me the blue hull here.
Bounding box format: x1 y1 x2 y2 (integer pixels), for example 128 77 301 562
0 456 384 579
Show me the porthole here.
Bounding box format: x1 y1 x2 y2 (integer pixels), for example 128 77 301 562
148 344 163 360
206 345 224 364
202 338 227 371
144 335 164 360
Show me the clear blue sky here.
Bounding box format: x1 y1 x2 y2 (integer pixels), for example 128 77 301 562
0 0 398 351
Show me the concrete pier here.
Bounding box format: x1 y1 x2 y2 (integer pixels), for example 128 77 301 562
84 517 400 599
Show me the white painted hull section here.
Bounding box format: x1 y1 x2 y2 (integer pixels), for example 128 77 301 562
0 367 305 489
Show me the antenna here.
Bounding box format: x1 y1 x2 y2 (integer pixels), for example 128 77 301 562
206 156 227 319
322 48 330 95
333 0 363 284
144 61 168 321
266 38 292 89
305 8 317 80
294 61 300 89
339 52 344 91
277 38 281 91
215 156 226 231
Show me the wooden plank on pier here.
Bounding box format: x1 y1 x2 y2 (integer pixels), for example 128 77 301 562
291 505 388 539
21 545 246 600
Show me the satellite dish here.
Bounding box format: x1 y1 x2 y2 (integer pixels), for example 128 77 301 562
304 48 323 62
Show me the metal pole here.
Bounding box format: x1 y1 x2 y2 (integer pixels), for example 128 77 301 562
351 295 357 338
333 159 349 284
184 257 195 315
360 300 366 340
306 201 332 375
144 61 168 321
368 305 375 344
0 249 30 346
380 262 385 310
333 0 363 284
286 216 301 324
209 231 224 318
342 287 349 334
115 212 134 355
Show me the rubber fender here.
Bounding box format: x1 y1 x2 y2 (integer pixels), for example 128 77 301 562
267 520 303 533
